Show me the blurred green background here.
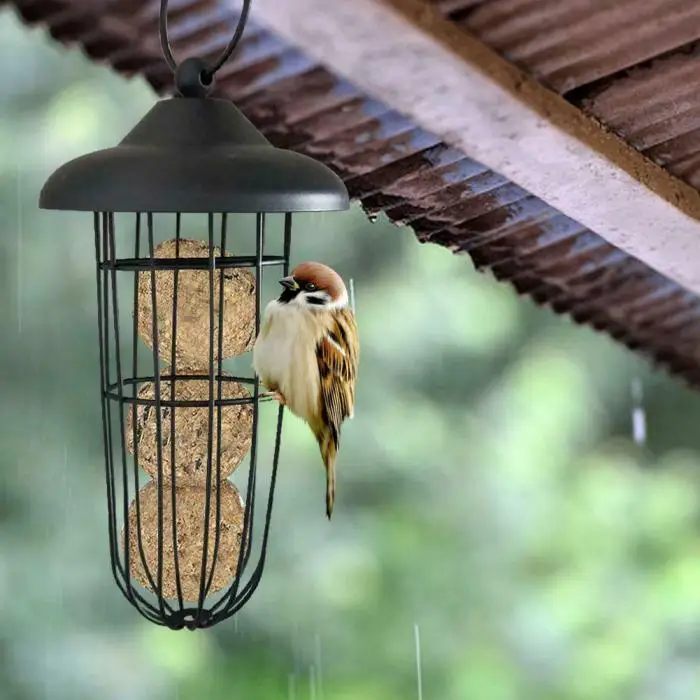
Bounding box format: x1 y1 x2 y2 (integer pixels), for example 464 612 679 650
3 8 700 700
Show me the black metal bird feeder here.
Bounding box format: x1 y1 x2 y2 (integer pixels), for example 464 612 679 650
38 0 349 630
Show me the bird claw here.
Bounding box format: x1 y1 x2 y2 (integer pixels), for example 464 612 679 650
261 390 286 406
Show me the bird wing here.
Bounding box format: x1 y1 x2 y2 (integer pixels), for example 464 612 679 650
316 308 359 434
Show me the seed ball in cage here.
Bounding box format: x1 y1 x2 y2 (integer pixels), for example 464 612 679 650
126 369 253 486
136 239 256 366
122 480 245 601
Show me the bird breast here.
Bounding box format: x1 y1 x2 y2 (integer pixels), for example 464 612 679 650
253 302 325 423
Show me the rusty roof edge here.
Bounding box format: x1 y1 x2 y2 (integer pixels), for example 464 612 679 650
246 0 700 296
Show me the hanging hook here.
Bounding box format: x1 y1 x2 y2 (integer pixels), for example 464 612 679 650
208 0 253 76
159 0 253 78
158 0 177 73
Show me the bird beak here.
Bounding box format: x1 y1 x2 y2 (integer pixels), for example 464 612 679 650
279 276 299 291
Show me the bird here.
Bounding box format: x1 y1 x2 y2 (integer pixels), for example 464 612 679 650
252 261 359 519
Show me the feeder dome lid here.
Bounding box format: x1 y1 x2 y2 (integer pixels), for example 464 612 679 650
39 96 350 213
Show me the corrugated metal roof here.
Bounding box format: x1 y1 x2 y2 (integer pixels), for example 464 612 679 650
578 50 700 190
439 0 700 204
442 0 700 93
7 0 700 386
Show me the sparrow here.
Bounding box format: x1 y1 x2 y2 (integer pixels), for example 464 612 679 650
252 261 359 519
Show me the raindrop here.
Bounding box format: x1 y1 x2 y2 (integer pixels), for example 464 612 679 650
293 617 301 673
630 377 646 447
414 623 423 700
349 278 356 314
367 212 379 223
63 443 71 500
16 165 23 334
314 634 324 700
309 664 316 700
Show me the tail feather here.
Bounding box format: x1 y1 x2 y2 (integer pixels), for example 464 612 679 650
315 426 338 520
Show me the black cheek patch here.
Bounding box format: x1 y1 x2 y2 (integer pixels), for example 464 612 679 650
278 288 300 304
306 295 327 306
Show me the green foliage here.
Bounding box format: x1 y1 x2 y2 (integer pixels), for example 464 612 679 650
2 8 700 700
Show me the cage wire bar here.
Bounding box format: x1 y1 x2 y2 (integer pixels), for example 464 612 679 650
94 210 291 630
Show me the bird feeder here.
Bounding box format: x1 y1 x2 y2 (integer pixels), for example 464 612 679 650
38 0 349 630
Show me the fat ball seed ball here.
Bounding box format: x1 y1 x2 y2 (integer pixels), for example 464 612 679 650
122 480 245 601
126 369 253 486
136 238 256 366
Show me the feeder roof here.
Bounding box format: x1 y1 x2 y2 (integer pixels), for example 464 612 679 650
39 95 349 212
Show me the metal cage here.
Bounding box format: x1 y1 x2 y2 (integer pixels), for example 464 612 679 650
38 0 349 630
40 93 348 629
93 210 293 629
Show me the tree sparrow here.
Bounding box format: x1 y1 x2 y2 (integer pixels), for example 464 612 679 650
252 261 359 519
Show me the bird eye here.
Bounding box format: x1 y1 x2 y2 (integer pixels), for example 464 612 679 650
305 282 317 292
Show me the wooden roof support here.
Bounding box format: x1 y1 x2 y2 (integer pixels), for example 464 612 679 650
247 0 700 295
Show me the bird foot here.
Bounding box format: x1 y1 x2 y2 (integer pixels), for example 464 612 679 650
261 390 286 406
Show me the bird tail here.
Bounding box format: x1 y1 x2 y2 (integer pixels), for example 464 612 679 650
315 426 338 520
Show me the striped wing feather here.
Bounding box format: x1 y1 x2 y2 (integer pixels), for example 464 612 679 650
316 308 359 435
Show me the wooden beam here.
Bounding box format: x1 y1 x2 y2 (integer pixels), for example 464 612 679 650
246 0 700 295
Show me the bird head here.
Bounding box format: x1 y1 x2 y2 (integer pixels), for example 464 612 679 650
278 261 348 310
